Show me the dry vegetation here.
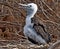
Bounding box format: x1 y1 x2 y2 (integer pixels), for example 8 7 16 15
0 0 60 49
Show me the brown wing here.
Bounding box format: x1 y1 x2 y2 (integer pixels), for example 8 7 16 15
33 20 51 43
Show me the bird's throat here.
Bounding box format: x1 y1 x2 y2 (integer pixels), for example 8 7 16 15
25 11 35 26
25 16 34 26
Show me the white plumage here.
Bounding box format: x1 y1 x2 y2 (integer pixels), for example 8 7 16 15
19 3 51 45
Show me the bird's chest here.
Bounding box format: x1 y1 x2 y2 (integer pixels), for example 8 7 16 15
25 17 34 28
24 25 33 31
23 24 34 34
23 25 36 38
24 17 34 35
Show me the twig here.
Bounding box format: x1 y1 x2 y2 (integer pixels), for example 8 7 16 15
44 10 53 17
0 21 21 26
48 40 60 49
0 14 9 17
36 15 60 26
39 17 60 26
15 32 27 39
40 1 50 19
41 0 60 18
7 7 14 16
0 2 25 17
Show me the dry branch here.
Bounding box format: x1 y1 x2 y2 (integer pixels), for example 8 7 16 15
0 2 25 17
0 21 21 26
41 0 60 18
40 18 60 26
40 1 50 19
48 40 60 49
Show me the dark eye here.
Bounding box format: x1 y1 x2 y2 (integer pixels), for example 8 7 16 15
29 5 32 7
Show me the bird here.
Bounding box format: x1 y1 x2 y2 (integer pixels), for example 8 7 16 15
19 3 51 45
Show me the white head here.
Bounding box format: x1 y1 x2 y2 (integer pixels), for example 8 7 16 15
19 3 38 17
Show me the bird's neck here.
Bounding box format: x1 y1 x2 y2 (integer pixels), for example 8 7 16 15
26 11 35 18
25 11 36 26
25 15 34 26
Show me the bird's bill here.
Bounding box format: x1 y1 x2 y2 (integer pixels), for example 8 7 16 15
19 3 28 7
18 3 28 9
